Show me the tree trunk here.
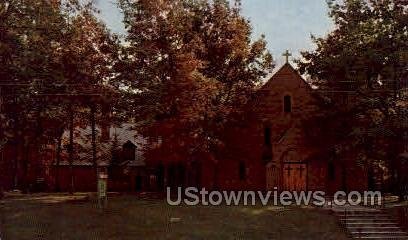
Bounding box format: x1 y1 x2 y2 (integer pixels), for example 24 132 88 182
55 130 63 192
32 104 44 193
0 149 3 197
0 183 3 199
0 87 4 197
213 160 219 190
13 140 19 189
12 118 20 190
68 105 75 194
393 60 399 99
341 162 347 192
90 104 98 188
21 141 29 193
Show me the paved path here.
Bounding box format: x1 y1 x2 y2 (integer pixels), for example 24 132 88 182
331 205 408 239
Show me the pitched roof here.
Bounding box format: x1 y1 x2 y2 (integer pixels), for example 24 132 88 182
257 63 329 105
259 63 312 91
59 123 146 167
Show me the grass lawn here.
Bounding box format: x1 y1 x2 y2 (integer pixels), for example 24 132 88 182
0 193 349 240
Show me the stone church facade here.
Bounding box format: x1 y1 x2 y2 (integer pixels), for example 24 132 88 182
208 63 368 192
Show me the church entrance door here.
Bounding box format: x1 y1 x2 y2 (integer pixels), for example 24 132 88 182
283 163 307 191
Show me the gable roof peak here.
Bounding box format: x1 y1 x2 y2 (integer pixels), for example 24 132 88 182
280 62 296 71
258 62 300 90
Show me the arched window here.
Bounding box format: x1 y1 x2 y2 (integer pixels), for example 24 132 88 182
284 95 292 113
262 125 273 162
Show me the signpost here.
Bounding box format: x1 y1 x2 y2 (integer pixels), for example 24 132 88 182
98 171 108 209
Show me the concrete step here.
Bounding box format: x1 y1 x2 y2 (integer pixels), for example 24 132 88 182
341 218 398 223
348 226 403 231
351 231 407 235
351 236 408 239
336 214 391 218
340 217 393 220
334 211 388 217
345 223 400 228
333 209 382 212
350 236 408 239
346 222 399 225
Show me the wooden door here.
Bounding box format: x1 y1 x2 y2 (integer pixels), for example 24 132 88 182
283 163 307 191
266 164 279 190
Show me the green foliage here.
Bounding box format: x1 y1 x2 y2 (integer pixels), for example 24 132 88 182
298 0 408 192
297 0 407 92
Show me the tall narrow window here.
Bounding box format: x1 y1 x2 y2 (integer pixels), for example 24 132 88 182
328 161 335 181
284 95 292 113
239 161 246 181
264 126 271 146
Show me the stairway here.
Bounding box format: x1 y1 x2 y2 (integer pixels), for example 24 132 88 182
332 206 408 239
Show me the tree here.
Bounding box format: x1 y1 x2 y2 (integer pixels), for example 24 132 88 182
116 0 274 188
297 0 407 196
61 7 119 184
0 0 119 192
0 0 75 191
297 0 407 94
48 2 119 193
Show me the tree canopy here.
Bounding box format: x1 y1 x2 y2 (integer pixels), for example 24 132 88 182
0 0 120 191
297 0 407 196
297 0 407 93
116 0 274 162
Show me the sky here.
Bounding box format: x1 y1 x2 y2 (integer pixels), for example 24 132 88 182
95 0 334 67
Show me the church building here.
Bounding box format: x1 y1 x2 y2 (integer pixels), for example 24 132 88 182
156 61 370 193
0 57 371 194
